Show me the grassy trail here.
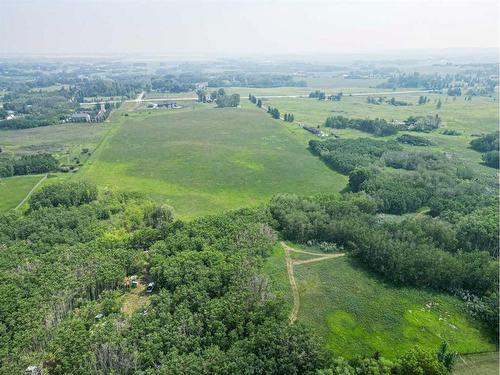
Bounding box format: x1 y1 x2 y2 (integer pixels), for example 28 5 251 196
283 242 300 324
280 241 345 323
14 173 47 210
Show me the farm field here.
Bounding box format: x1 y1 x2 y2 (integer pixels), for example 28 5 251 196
263 92 498 132
262 93 499 168
264 243 497 360
0 121 112 166
0 174 44 212
80 105 347 218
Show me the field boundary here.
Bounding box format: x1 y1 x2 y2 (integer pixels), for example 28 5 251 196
74 104 133 177
280 241 345 323
15 173 47 210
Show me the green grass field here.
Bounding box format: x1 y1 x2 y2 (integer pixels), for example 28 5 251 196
264 244 497 360
263 244 294 313
80 105 347 218
0 121 112 166
453 352 499 375
0 175 44 212
260 93 498 172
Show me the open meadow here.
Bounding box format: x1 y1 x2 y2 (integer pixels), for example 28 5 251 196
264 242 497 360
1 2 498 373
79 105 347 218
0 121 112 166
261 92 499 170
0 174 45 211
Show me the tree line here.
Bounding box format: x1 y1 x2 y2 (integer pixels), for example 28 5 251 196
323 114 441 136
0 153 59 177
197 88 240 108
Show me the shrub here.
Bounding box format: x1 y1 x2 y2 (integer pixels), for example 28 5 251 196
482 150 499 168
470 131 499 152
324 115 398 136
404 115 441 132
397 134 433 146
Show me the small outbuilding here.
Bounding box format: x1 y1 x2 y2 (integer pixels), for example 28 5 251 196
70 113 91 122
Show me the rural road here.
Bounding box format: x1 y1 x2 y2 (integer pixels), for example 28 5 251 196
257 90 434 99
82 89 435 106
135 91 145 102
280 241 345 324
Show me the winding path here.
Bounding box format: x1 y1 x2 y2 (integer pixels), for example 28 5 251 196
280 241 345 324
15 174 47 210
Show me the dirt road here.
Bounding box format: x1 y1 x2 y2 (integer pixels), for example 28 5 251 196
280 241 345 324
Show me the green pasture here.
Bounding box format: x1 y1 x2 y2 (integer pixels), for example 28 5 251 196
0 121 112 166
261 92 498 168
263 244 293 313
282 253 498 359
0 175 44 212
80 105 347 218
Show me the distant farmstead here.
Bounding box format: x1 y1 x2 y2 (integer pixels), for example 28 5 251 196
157 101 179 109
70 113 91 122
70 109 106 123
195 82 209 89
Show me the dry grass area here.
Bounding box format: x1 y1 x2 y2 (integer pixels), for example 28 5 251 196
120 282 150 316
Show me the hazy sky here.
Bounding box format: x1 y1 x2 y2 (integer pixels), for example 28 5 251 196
0 0 498 57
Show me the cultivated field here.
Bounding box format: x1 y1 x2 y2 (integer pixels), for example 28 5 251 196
80 105 347 218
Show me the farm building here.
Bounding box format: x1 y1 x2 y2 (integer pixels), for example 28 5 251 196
70 109 106 123
70 113 91 122
157 101 178 109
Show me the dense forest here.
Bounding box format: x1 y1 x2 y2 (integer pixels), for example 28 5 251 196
309 137 497 217
0 180 475 374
